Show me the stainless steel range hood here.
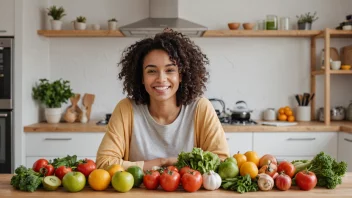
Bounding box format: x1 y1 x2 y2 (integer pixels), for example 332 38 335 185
120 0 207 37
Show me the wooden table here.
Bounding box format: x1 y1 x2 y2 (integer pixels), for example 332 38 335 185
1 173 352 198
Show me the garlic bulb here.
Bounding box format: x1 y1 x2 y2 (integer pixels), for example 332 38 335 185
202 171 222 191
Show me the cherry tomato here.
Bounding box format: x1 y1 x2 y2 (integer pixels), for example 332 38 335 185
143 170 160 190
160 170 180 192
76 159 96 178
32 159 48 172
181 170 202 192
55 165 72 180
40 164 54 176
275 173 292 191
295 171 317 191
179 166 192 178
167 166 179 173
277 161 296 178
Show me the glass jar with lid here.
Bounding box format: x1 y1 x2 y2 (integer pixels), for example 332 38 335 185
266 15 278 30
347 100 352 121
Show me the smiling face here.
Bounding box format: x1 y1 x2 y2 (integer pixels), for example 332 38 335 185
142 49 181 105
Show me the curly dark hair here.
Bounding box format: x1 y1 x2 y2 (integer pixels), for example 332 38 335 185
118 30 209 106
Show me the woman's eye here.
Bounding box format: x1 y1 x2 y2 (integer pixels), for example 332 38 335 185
147 70 156 73
166 69 176 72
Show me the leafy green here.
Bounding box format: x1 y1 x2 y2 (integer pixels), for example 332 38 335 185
291 152 347 189
221 174 258 194
52 155 78 169
10 166 43 192
175 147 220 174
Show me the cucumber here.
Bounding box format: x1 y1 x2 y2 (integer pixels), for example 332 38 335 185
43 176 61 191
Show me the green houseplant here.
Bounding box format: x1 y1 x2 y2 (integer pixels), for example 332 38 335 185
296 12 319 30
47 5 66 30
108 18 118 30
73 16 87 30
32 79 74 123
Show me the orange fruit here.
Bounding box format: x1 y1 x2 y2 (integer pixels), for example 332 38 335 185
278 108 285 114
233 151 247 169
106 164 124 178
284 106 291 111
244 151 259 167
240 161 258 179
285 109 293 116
288 115 295 122
278 114 287 121
88 169 111 191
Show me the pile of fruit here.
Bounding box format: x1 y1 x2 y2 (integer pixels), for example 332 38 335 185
10 149 347 193
277 106 295 122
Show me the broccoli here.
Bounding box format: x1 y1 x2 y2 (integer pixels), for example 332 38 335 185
10 165 43 192
291 152 347 189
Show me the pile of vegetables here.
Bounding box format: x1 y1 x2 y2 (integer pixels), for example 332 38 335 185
291 152 347 189
175 147 221 174
10 166 43 192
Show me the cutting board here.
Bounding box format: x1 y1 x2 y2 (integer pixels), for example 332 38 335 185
261 121 298 127
82 93 95 121
341 45 352 65
63 94 82 123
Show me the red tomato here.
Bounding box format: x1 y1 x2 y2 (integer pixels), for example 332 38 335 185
259 163 277 178
167 166 179 173
32 159 48 172
295 171 317 191
160 170 180 192
76 159 96 178
277 161 296 178
143 170 160 190
181 170 202 192
179 166 192 178
40 164 55 176
275 173 292 191
55 165 72 180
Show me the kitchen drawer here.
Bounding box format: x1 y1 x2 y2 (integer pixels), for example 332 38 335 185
26 156 95 169
253 132 337 158
338 132 352 172
225 132 253 156
26 132 105 157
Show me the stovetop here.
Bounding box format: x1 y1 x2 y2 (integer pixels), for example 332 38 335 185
220 119 258 126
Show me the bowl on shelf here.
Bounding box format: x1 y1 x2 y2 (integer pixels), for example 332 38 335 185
228 23 241 30
341 65 351 70
242 23 255 30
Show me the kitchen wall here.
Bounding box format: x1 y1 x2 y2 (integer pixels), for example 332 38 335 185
30 0 352 120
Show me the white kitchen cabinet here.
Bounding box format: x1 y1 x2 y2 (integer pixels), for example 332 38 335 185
253 132 338 159
225 132 253 156
338 132 352 172
0 0 15 36
25 132 105 166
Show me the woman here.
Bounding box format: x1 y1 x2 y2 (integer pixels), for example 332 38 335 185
96 30 229 171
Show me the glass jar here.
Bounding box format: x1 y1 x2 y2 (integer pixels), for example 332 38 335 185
279 17 290 30
266 15 278 30
347 100 352 121
256 20 265 30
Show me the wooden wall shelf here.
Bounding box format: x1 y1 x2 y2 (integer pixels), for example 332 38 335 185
312 70 352 75
317 29 352 38
202 30 322 37
37 30 124 37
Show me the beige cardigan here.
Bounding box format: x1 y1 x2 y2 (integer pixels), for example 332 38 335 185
96 97 229 170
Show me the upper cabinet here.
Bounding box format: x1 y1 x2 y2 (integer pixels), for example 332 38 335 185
0 0 15 36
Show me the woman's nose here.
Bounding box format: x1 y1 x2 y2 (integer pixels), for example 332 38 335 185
157 71 167 81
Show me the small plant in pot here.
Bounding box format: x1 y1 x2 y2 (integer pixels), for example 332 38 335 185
32 79 74 124
108 18 118 30
73 16 87 30
47 5 66 30
296 12 318 30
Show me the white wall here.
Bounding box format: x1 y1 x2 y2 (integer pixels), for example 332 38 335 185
42 0 352 120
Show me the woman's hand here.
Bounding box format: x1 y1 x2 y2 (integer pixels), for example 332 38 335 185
143 157 178 171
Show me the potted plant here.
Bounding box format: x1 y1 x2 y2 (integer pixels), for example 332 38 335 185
73 16 87 30
47 5 66 30
108 18 118 30
32 79 74 123
296 12 318 30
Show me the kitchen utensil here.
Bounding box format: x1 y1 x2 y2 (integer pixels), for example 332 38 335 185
63 94 81 123
261 121 297 127
209 98 230 123
82 93 95 121
296 106 311 121
303 93 310 106
295 95 301 106
318 106 346 121
263 108 276 121
229 101 253 121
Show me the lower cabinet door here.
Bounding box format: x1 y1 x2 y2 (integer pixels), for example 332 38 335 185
225 132 253 156
26 156 96 169
338 132 352 172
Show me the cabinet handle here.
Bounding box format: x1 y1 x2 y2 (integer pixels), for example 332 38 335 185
44 138 72 141
344 138 352 143
287 138 316 141
0 30 7 33
0 114 8 117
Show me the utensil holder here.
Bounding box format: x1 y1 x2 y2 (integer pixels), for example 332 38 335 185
296 106 311 121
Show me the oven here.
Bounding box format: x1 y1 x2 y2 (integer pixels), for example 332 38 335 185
0 38 13 173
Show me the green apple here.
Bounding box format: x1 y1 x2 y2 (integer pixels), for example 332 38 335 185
224 157 237 165
62 171 86 192
43 176 61 191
